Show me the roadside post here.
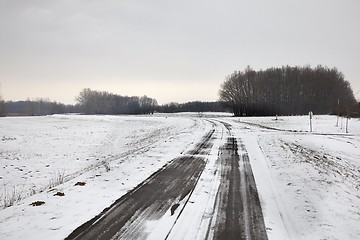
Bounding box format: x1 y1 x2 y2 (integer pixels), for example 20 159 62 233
346 117 349 133
309 111 313 132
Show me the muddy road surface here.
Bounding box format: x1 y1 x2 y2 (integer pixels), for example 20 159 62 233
66 122 268 240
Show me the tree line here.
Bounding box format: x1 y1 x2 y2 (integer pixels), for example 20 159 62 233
3 99 78 116
157 101 229 113
0 92 229 117
219 65 358 116
0 89 159 116
1 68 358 117
75 89 229 114
0 95 4 117
75 88 158 115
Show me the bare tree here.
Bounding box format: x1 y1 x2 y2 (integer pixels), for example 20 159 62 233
139 95 158 114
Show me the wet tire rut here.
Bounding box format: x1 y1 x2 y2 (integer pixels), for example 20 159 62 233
212 137 268 240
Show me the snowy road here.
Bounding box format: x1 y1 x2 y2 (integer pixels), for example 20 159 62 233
66 121 267 240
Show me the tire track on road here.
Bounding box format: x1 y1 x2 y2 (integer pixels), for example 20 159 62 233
66 129 216 240
212 137 268 240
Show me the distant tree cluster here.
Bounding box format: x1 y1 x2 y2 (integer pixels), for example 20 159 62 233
4 99 78 116
0 90 229 117
157 101 229 113
76 88 157 115
0 98 4 117
219 65 357 116
0 85 4 116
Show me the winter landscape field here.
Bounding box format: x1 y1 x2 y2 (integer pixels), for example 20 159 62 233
0 113 359 239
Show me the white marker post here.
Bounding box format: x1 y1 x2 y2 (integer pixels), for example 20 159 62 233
309 111 313 132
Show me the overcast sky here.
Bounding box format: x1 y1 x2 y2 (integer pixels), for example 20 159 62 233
1 0 360 104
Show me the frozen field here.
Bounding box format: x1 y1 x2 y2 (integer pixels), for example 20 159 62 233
0 114 359 239
227 115 360 239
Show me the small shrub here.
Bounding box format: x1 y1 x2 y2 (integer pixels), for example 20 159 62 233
49 170 65 189
29 185 36 196
1 186 24 208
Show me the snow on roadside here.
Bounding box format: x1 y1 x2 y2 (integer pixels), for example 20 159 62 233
237 115 360 134
0 114 212 239
224 115 360 240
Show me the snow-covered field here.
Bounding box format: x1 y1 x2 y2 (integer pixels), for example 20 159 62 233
224 115 360 240
0 114 359 239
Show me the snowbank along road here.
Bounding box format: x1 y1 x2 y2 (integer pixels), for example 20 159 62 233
66 119 267 240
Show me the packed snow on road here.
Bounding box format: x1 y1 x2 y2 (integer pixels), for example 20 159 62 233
0 113 359 239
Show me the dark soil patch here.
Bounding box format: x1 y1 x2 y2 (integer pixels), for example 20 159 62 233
30 201 45 206
54 192 65 196
74 182 86 186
